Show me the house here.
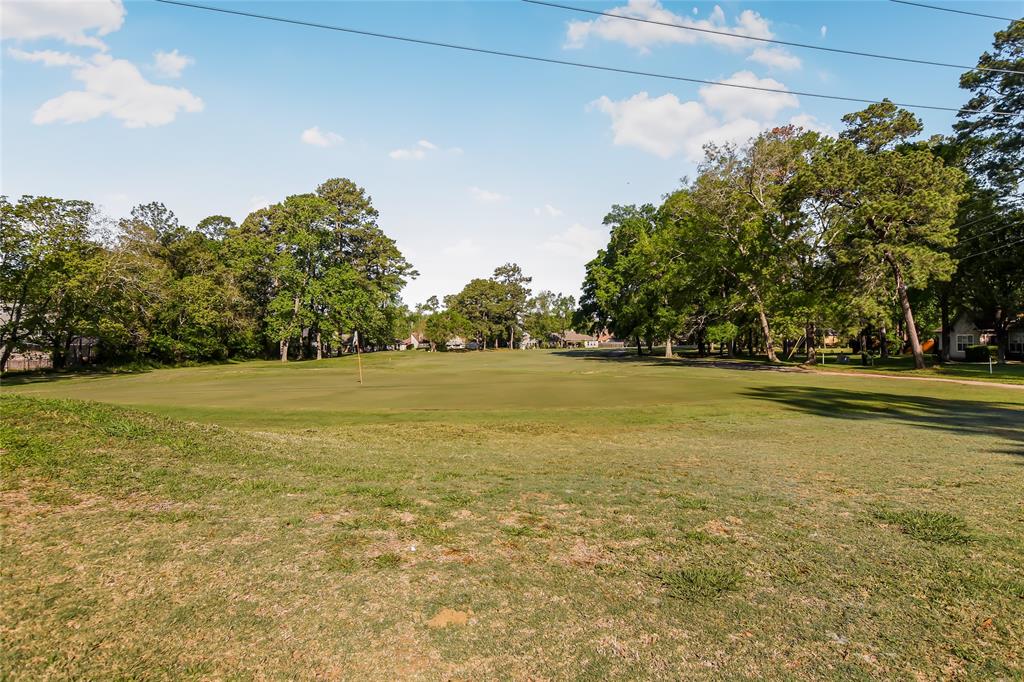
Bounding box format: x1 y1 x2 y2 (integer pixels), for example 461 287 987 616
397 332 430 350
551 331 599 349
1 335 98 372
595 327 625 348
936 313 1023 360
518 331 537 349
445 335 466 350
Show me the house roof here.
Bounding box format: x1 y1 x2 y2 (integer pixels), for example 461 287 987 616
561 331 596 342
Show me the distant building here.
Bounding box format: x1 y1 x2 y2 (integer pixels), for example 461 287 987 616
550 331 598 348
397 332 430 350
1 335 97 372
518 331 537 349
935 313 1024 360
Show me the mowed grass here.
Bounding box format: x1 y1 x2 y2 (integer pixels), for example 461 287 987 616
2 350 1023 679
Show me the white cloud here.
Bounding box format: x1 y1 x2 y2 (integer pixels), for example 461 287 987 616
592 92 713 160
152 49 194 78
7 47 85 67
591 71 803 161
31 53 204 128
389 148 426 161
747 46 802 71
441 238 482 258
698 71 798 120
564 2 800 70
534 203 564 217
470 186 508 203
389 139 451 160
540 223 608 260
300 125 344 147
1 0 125 50
820 25 828 39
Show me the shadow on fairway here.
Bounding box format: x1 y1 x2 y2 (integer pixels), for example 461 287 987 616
556 348 801 371
744 385 1024 458
1 366 157 387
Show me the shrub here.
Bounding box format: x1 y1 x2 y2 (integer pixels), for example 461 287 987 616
964 345 992 362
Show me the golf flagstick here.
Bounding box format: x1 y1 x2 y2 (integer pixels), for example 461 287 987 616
354 330 363 385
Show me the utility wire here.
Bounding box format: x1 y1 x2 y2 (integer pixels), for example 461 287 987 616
889 0 1021 23
153 0 1013 117
523 0 1023 76
958 219 1021 243
960 235 1024 260
956 212 1003 231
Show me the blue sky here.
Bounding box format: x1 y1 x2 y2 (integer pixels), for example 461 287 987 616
2 0 1018 305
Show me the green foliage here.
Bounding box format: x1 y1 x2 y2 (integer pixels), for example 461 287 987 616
445 276 512 348
705 322 739 345
955 22 1024 197
964 345 993 362
424 309 472 350
523 290 576 343
1 177 414 371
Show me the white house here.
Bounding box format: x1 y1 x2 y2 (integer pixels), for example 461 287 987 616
937 313 1024 360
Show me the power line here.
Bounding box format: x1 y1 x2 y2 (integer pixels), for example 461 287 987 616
523 0 1023 76
960 235 1024 260
958 218 1021 243
889 0 1021 23
153 0 1013 117
956 212 1003 231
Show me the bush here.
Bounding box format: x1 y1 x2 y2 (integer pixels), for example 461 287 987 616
964 345 993 362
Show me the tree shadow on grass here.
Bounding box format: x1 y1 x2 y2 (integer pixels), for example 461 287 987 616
1 366 157 387
742 385 1024 458
556 349 799 371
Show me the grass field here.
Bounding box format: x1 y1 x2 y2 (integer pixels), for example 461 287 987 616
2 350 1023 679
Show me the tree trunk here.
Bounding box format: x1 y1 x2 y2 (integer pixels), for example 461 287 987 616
755 303 778 363
939 290 951 362
887 254 926 370
879 324 889 359
664 335 673 358
635 335 643 356
995 307 1008 364
805 323 817 364
0 344 13 373
52 341 65 369
279 338 289 362
316 331 322 360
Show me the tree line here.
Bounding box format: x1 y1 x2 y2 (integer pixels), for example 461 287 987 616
1 178 414 371
411 265 576 351
3 24 1019 371
579 23 1022 367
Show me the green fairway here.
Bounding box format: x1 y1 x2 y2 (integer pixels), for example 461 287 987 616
2 350 1023 679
